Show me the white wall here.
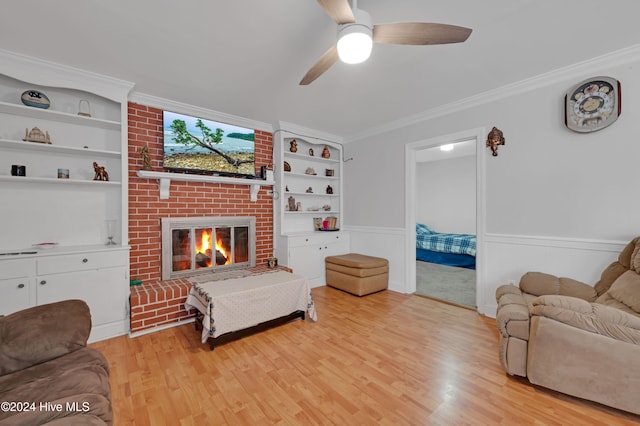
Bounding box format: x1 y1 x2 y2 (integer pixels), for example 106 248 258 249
416 155 476 235
342 45 640 316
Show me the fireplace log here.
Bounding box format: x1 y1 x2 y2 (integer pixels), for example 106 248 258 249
215 250 228 265
195 252 211 267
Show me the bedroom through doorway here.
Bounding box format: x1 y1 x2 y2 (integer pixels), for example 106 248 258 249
404 129 483 310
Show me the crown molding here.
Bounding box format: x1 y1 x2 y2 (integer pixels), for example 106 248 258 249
129 92 273 133
0 49 134 102
275 121 343 145
345 43 640 143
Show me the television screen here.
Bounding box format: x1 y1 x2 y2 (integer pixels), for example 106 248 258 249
163 110 255 177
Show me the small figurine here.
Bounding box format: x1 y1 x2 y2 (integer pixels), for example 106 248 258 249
326 185 333 194
296 202 302 211
78 99 92 117
309 148 314 156
289 139 298 153
285 185 289 192
288 196 296 211
322 145 331 158
486 126 505 157
93 162 109 181
323 204 331 211
140 145 152 171
23 127 52 144
305 167 316 175
306 186 313 193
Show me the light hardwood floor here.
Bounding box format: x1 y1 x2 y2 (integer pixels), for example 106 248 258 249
91 287 640 425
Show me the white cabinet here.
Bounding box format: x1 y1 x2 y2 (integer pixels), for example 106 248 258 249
0 246 129 342
0 278 31 314
274 123 349 286
0 50 133 341
283 233 349 287
37 250 129 332
0 259 34 315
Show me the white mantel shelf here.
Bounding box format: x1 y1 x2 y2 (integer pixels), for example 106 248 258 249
136 170 275 201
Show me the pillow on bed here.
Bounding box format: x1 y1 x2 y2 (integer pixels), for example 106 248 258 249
416 224 436 235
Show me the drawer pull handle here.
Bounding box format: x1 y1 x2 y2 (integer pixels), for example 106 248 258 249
18 283 25 289
40 280 46 285
82 258 88 263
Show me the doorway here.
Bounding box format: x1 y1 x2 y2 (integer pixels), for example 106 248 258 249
404 128 486 311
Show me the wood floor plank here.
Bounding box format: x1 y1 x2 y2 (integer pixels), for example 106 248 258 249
91 286 640 425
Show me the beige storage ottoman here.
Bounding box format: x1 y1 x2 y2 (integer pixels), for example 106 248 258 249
325 253 389 296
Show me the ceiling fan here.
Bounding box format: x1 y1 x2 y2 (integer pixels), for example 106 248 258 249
300 0 472 85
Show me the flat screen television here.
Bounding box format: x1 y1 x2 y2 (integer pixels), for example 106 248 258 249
162 110 256 178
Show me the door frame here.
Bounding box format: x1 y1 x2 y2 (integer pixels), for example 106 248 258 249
404 127 487 314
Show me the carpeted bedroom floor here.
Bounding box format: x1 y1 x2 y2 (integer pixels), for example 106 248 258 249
415 260 476 308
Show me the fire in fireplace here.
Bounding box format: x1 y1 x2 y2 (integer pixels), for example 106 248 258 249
162 217 255 280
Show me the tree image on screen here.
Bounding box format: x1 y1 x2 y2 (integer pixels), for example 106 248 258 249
170 119 254 168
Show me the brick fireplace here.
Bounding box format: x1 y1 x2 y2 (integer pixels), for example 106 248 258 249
127 102 274 334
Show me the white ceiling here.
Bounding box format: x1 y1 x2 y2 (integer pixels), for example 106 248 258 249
2 1 640 139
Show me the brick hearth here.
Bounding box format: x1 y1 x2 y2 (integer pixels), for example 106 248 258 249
129 265 291 334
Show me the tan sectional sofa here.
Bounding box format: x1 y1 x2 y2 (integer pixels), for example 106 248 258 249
495 237 640 415
0 300 113 425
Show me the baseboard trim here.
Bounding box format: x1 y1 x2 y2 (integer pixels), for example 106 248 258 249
128 317 195 339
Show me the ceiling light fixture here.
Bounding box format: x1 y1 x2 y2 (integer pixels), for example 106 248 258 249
440 144 454 152
337 8 373 64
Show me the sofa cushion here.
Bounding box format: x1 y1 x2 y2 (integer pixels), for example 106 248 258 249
0 300 91 376
604 270 640 314
519 272 597 301
531 295 640 345
0 347 109 395
594 237 640 295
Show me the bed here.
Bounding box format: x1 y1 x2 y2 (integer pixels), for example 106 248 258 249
416 224 476 270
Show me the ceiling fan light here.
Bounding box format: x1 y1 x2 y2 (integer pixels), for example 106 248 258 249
337 26 373 64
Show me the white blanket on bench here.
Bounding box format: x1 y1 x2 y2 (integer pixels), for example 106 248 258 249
185 270 317 343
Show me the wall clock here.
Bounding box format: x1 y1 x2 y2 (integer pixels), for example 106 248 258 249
565 76 621 133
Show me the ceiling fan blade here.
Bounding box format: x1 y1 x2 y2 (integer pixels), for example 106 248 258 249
316 0 355 24
300 45 339 85
373 22 472 45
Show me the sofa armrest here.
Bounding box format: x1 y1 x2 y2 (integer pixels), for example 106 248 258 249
531 295 640 345
0 300 92 376
496 285 530 340
520 272 597 302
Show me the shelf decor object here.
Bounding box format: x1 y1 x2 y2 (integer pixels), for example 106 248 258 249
92 162 109 181
486 126 505 157
77 99 92 117
23 127 52 144
565 76 621 133
21 89 50 109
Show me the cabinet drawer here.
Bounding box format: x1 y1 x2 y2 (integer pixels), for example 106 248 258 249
37 250 128 275
0 277 31 315
0 259 33 279
288 232 346 247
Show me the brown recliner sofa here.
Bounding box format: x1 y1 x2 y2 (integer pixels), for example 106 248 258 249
495 237 640 415
0 300 113 425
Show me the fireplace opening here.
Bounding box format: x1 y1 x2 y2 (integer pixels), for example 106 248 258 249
162 217 255 280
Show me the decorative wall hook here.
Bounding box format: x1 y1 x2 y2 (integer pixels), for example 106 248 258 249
486 126 505 157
